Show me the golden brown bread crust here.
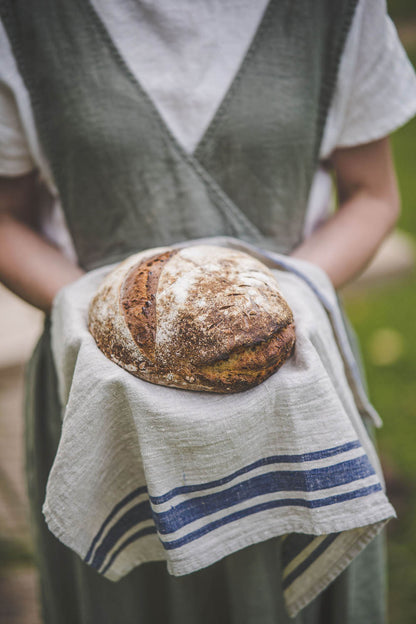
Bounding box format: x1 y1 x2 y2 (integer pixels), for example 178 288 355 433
121 250 178 362
88 245 296 393
194 323 296 392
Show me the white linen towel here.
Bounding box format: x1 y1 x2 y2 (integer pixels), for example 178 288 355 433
44 238 395 617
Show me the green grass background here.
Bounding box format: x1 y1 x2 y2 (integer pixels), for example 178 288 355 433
389 0 416 21
344 4 416 620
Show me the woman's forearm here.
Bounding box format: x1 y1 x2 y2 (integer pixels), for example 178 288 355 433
0 213 84 313
291 189 399 289
292 137 400 289
0 172 84 313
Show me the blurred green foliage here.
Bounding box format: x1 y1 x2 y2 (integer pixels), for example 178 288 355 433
388 0 416 21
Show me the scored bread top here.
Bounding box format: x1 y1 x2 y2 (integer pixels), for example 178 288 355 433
152 246 293 367
88 245 295 393
121 250 178 363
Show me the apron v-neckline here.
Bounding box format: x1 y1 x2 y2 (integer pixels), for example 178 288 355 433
84 0 274 160
0 0 358 270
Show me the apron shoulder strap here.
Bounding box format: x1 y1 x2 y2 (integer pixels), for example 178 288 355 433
0 0 357 268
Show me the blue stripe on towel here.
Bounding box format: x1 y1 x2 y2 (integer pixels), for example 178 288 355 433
100 525 157 576
96 482 381 573
84 485 148 564
90 499 153 571
86 443 378 573
92 477 381 572
281 533 317 565
154 455 375 535
149 441 362 505
86 441 362 565
282 533 340 590
160 483 382 551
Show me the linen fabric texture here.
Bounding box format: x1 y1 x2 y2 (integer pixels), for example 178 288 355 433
45 239 395 617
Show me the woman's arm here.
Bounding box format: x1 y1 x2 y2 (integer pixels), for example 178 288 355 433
0 171 84 313
0 137 400 311
291 137 400 289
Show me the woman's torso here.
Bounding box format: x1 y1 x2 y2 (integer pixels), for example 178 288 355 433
0 0 415 263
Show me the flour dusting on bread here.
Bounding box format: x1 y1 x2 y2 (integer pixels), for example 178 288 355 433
88 244 295 393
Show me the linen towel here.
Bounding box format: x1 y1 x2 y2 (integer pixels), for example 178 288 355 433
44 238 395 617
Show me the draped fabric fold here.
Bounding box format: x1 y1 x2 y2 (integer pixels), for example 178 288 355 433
44 240 394 617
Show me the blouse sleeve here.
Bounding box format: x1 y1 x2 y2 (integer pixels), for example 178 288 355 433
0 79 35 176
0 17 37 177
320 0 416 159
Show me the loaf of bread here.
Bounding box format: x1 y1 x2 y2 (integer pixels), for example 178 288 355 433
88 245 295 393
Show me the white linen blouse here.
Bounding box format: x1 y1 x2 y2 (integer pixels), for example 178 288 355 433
1 0 416 261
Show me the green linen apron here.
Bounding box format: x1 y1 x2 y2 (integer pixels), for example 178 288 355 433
1 0 386 622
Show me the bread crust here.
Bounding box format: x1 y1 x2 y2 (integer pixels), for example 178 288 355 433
88 245 296 392
121 250 178 362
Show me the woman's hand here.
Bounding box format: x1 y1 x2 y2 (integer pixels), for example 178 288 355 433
0 171 84 313
291 137 400 289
